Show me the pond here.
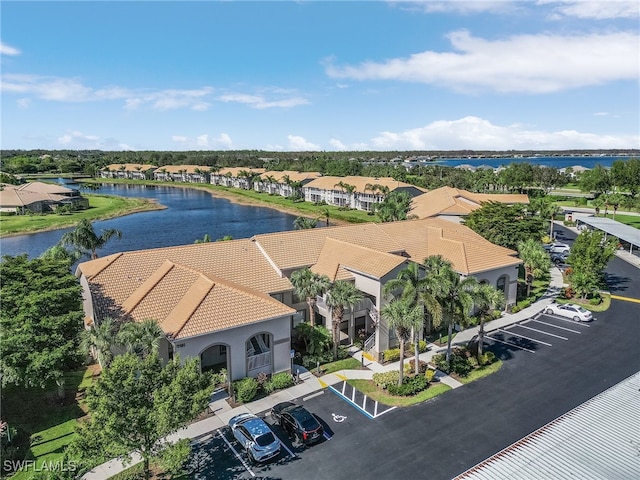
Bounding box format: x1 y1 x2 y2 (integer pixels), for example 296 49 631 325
0 181 300 260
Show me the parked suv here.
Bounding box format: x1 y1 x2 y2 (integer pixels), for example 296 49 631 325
228 413 281 463
544 242 571 255
270 402 324 446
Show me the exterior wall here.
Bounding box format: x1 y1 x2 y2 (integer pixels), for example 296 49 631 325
79 274 95 327
172 315 292 381
473 264 520 308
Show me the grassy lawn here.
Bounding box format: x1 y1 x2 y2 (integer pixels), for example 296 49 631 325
458 360 503 385
83 178 380 224
0 194 162 237
2 365 100 480
317 357 363 375
346 379 451 407
556 292 612 312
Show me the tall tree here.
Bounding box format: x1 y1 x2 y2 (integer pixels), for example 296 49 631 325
438 266 480 363
82 317 118 369
517 238 551 297
70 353 211 479
381 300 422 386
117 319 165 358
374 191 412 222
293 216 318 230
605 192 626 220
579 164 612 197
0 255 84 399
567 230 617 298
290 268 331 327
60 219 122 259
326 281 363 360
531 196 562 239
474 283 505 359
464 202 545 250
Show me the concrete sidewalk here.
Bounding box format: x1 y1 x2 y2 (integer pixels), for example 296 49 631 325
83 267 566 480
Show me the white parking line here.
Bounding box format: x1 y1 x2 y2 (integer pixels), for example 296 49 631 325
529 319 581 334
276 433 297 459
485 335 536 353
541 312 591 327
218 430 255 477
516 324 569 340
497 328 552 347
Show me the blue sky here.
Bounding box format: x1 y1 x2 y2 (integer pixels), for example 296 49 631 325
1 1 639 152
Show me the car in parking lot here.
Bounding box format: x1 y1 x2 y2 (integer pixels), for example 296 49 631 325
228 413 281 463
544 242 571 255
545 303 593 322
550 251 570 264
270 402 324 446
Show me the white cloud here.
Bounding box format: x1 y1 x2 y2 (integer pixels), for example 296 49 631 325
0 74 215 110
213 133 233 149
367 116 639 150
397 1 519 15
218 92 309 109
170 133 233 150
325 30 639 94
540 0 640 19
172 135 188 143
16 98 31 109
329 138 348 150
56 130 130 150
0 42 21 56
287 135 321 151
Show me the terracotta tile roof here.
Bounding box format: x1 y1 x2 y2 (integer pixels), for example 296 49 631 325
215 167 266 176
253 223 405 271
259 171 322 183
376 218 521 274
102 163 158 171
0 183 74 207
155 165 208 174
410 186 529 218
115 260 294 339
78 239 292 326
311 238 407 280
303 176 425 194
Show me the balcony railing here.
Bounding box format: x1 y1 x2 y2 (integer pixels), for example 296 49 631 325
247 351 271 372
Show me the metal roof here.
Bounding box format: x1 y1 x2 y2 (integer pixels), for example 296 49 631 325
454 371 640 480
574 214 640 248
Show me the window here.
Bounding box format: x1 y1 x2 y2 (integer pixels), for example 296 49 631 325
497 275 507 293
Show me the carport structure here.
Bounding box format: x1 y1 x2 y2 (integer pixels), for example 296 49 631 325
574 214 640 255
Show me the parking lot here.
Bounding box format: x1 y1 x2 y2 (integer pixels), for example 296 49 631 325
484 310 593 354
187 390 375 479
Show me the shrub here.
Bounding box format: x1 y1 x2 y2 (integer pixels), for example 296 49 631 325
263 372 294 394
372 371 400 389
424 369 435 383
406 340 428 353
431 353 449 373
404 360 429 375
467 356 479 368
387 375 429 396
383 348 401 362
233 377 259 403
451 354 472 376
511 305 522 313
479 351 497 366
256 371 268 388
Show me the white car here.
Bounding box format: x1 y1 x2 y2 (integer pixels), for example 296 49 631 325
545 243 571 255
545 303 593 322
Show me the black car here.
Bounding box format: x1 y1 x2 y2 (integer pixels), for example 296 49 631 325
550 251 569 264
270 402 324 446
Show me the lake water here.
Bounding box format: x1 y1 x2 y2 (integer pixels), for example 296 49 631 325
0 181 299 260
430 155 631 169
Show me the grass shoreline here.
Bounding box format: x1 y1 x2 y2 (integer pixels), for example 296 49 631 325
0 193 165 238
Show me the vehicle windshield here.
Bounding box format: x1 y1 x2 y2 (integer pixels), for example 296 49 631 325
577 306 589 313
255 432 276 447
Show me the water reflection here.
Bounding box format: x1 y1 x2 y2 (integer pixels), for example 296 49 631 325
0 181 299 259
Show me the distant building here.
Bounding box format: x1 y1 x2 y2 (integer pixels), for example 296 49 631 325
0 181 89 214
101 163 157 180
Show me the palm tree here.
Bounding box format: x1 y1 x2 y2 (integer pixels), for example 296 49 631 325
60 219 122 259
40 244 82 263
592 196 605 216
532 197 562 239
194 233 212 244
82 317 118 369
474 283 505 359
320 207 331 227
326 280 363 360
116 319 165 358
381 299 422 386
606 192 625 220
438 266 480 363
293 216 318 230
517 238 551 298
290 268 331 327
